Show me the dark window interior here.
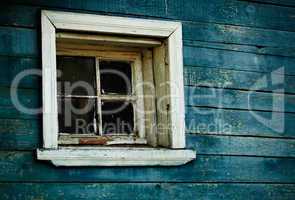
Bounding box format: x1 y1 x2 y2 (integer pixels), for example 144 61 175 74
57 56 96 96
56 57 134 136
101 101 134 134
99 60 132 95
58 97 97 134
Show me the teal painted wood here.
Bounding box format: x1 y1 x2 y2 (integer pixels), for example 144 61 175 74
2 5 295 60
1 183 295 200
0 119 40 149
185 107 295 138
184 40 295 59
0 151 294 182
0 56 295 93
184 46 295 75
0 1 294 197
167 0 295 32
3 26 294 80
241 0 295 7
3 107 295 150
5 26 295 75
8 0 295 31
2 119 295 158
2 56 295 95
0 27 37 57
3 4 295 50
185 86 295 113
2 86 294 121
0 5 37 28
187 135 295 158
0 57 39 88
183 22 295 49
0 87 40 119
2 86 295 121
184 66 295 94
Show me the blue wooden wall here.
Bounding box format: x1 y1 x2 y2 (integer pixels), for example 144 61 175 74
1 0 295 199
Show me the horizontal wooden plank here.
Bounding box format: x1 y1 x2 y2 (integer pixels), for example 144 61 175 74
183 22 295 49
2 52 294 95
9 0 295 32
0 26 37 57
2 5 295 59
187 134 295 158
184 66 295 94
0 151 294 182
167 0 295 32
183 40 295 58
0 183 295 200
186 107 295 138
0 119 40 149
240 0 295 7
0 57 39 88
3 85 295 121
2 26 295 76
0 87 40 119
0 5 38 28
185 86 295 113
184 46 295 75
2 118 294 158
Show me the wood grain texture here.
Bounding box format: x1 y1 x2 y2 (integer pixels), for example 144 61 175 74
184 66 295 94
2 26 295 75
37 148 195 166
184 46 295 75
1 183 295 200
0 57 40 88
0 87 40 119
240 0 295 7
186 107 295 138
0 5 38 28
0 151 294 182
184 40 295 59
1 0 295 197
8 0 295 31
187 134 295 158
0 119 40 149
1 127 295 158
0 27 37 57
41 11 58 148
1 55 295 94
2 5 295 59
185 86 295 113
2 86 294 121
183 22 295 49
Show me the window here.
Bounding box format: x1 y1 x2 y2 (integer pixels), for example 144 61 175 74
37 10 195 166
56 39 146 145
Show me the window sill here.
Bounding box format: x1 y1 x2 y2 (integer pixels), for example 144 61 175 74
37 147 196 166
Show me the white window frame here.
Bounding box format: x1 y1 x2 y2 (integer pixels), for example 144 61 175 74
37 10 196 166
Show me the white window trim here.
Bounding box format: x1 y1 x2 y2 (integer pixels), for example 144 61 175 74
38 10 196 166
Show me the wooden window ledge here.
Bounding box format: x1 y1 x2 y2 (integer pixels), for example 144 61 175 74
37 147 196 166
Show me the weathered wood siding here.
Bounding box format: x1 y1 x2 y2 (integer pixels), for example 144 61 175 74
1 1 295 199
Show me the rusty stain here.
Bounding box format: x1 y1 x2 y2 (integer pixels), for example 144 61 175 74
79 137 108 145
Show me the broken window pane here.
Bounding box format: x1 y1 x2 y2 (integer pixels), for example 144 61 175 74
58 97 97 134
99 60 132 95
101 101 134 134
57 56 96 96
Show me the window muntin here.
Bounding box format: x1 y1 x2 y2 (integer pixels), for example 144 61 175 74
56 48 145 145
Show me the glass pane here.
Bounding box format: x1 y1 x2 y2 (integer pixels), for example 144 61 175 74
99 60 132 95
57 56 96 96
58 97 97 134
101 101 134 134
